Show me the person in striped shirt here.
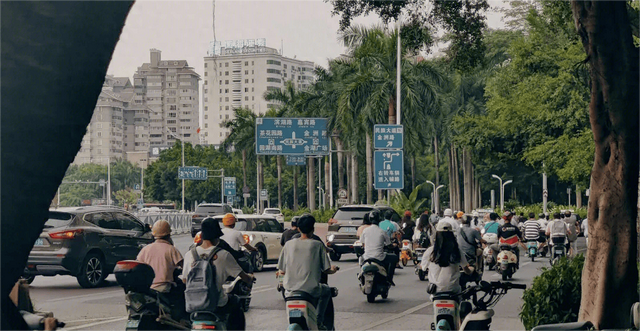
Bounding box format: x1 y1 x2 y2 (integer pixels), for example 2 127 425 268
522 213 543 255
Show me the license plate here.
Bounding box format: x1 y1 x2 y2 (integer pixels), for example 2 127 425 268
555 250 563 254
126 319 140 328
34 238 44 246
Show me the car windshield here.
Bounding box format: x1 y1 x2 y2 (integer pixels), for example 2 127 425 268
45 212 74 228
333 208 372 221
264 209 280 214
196 205 225 214
338 226 358 233
218 219 248 231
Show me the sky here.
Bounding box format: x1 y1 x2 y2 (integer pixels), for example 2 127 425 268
107 0 509 79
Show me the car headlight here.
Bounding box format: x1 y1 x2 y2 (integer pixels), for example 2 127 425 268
327 234 335 242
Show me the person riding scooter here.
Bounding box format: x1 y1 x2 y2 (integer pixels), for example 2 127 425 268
360 210 399 285
522 213 543 256
276 215 339 330
490 212 524 268
458 215 486 283
423 222 473 295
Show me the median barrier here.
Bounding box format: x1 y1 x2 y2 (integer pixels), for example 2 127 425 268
135 212 192 235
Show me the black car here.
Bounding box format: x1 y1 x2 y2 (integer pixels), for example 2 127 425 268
191 203 233 237
325 204 400 261
24 206 154 288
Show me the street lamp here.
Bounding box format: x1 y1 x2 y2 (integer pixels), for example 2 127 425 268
491 174 512 211
425 180 445 215
167 128 185 211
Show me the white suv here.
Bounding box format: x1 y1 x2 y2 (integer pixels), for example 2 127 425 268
214 215 283 272
262 208 284 223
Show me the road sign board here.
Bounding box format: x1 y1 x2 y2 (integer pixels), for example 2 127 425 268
255 118 329 155
374 150 404 189
99 179 106 187
243 193 251 198
178 166 208 180
543 190 548 198
224 177 236 197
134 184 141 191
337 198 348 205
286 155 307 166
374 124 404 149
260 189 268 201
337 189 348 199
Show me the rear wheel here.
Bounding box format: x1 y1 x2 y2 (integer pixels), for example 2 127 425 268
418 269 426 281
401 258 408 266
254 247 265 272
366 293 376 303
531 255 535 262
329 251 341 262
502 272 508 281
77 252 106 288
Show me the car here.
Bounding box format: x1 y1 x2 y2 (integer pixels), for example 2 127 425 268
191 203 233 237
213 214 283 272
262 208 284 224
325 204 400 261
232 208 242 215
24 206 154 288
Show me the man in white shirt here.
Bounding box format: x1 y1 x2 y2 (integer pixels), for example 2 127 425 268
361 210 399 284
220 213 257 253
438 209 460 237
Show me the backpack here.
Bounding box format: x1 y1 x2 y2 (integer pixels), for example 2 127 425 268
566 220 578 242
185 247 222 313
549 221 568 238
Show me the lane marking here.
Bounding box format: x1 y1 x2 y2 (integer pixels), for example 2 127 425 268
41 289 121 303
65 316 127 330
361 301 432 330
62 317 118 323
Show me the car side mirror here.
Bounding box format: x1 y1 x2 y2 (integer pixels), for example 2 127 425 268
144 224 152 233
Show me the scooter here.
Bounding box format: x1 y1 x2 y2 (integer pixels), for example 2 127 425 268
459 253 484 289
550 236 567 266
481 232 498 271
496 245 518 281
114 261 191 330
526 240 538 262
359 259 391 303
414 245 428 281
277 273 286 299
223 276 253 312
428 281 526 331
400 240 414 266
285 287 339 330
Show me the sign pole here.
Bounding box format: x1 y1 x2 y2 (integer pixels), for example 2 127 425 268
542 163 548 214
396 16 401 126
220 169 225 204
256 157 260 214
329 138 333 209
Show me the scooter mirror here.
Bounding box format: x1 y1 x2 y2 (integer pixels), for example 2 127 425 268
479 281 491 291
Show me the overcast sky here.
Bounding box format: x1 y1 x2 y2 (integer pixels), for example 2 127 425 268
107 0 508 79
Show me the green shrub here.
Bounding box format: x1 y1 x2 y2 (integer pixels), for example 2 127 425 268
242 206 255 214
281 207 335 223
520 255 584 330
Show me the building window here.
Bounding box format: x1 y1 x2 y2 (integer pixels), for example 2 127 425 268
205 123 208 128
225 97 229 102
220 97 222 102
251 61 254 65
245 70 248 75
267 60 281 65
245 79 248 83
244 88 248 92
251 70 254 74
252 96 255 100
225 71 229 76
205 115 208 119
205 63 208 68
169 112 177 117
204 80 208 85
225 114 229 120
225 80 229 84
225 89 229 93
267 69 281 75
245 96 249 101
204 89 208 93
204 72 208 76
284 64 287 69
252 79 254 83
225 106 229 110
97 132 102 137
245 61 248 66
267 77 281 83
252 87 254 92
205 106 208 111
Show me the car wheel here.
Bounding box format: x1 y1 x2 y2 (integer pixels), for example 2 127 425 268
21 275 36 284
329 251 341 262
254 247 265 272
77 252 106 288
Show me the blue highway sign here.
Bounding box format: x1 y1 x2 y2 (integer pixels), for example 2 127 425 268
256 118 329 155
224 177 236 197
178 166 208 180
374 150 404 189
286 155 307 166
374 124 403 149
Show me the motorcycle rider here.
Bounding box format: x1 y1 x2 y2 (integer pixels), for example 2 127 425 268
401 210 416 241
360 209 399 285
536 213 549 253
439 209 460 237
423 222 473 294
276 215 338 330
221 213 258 253
380 210 403 269
281 218 299 246
357 213 372 238
483 212 501 235
491 212 524 268
471 211 483 230
182 217 254 331
458 215 486 271
563 210 580 257
414 213 435 249
546 212 571 255
522 213 542 255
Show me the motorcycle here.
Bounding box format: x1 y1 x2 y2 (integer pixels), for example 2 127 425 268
223 276 253 312
400 240 414 266
114 260 190 330
359 259 391 303
550 236 567 266
414 244 428 281
481 232 498 271
285 287 338 331
459 253 483 289
428 281 526 331
526 240 538 262
496 245 518 281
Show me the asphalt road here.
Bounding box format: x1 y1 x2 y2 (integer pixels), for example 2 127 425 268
28 230 587 330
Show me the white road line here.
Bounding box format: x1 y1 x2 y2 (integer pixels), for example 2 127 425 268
361 301 432 330
42 290 122 303
65 316 127 330
61 317 118 323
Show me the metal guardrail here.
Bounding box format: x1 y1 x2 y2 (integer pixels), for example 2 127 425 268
135 212 193 235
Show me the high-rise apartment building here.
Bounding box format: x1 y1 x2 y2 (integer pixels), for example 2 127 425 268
202 39 315 146
73 76 152 167
133 49 200 148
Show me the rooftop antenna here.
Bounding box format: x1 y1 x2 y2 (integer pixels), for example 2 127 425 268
281 39 283 56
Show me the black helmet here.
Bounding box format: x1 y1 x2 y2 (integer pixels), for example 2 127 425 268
201 217 223 241
369 209 383 225
538 213 545 219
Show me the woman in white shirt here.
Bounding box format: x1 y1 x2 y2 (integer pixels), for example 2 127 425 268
422 222 473 294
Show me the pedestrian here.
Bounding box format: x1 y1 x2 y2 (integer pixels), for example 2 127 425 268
581 217 589 247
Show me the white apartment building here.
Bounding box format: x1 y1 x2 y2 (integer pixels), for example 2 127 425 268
133 49 200 148
202 39 315 146
73 76 152 167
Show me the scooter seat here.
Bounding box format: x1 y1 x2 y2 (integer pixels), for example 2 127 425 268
531 321 593 331
285 291 317 306
432 291 460 302
362 264 380 273
190 311 222 322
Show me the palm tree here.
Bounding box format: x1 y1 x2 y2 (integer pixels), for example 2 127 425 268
221 107 257 207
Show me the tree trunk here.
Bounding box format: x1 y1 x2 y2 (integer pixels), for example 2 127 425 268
463 148 472 213
411 155 416 191
346 152 351 201
572 2 639 328
293 166 298 211
277 156 282 209
352 152 359 203
2 3 134 329
325 159 330 209
388 97 396 125
434 136 440 213
308 157 316 211
576 186 582 208
366 132 373 204
448 146 455 210
336 137 345 190
258 156 263 212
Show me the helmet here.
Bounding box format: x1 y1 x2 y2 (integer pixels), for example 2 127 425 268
404 210 412 217
443 209 453 217
456 211 465 219
369 209 382 225
222 213 236 226
194 231 202 245
472 211 479 217
538 213 545 219
152 220 171 238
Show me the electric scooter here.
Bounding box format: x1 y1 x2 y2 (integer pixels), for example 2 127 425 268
285 287 339 330
526 240 538 262
550 236 567 266
428 281 526 331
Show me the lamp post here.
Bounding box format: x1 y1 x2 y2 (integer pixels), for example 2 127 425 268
167 128 185 211
425 180 445 215
491 174 512 211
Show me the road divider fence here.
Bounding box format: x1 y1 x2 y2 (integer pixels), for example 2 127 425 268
135 213 192 235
